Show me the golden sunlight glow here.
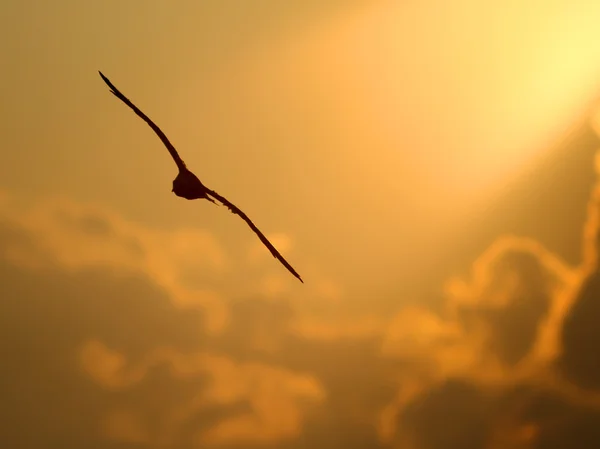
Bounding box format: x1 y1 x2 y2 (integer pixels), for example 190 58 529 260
340 1 600 196
4 0 600 448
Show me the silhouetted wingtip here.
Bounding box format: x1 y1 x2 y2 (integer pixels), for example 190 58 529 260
289 270 303 283
98 71 115 91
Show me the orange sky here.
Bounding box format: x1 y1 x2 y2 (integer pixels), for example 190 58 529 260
2 1 600 448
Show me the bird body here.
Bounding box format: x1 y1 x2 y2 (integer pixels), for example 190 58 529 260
172 168 216 203
99 71 303 283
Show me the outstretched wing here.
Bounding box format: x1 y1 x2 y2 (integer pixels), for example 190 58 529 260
206 188 304 283
98 71 187 171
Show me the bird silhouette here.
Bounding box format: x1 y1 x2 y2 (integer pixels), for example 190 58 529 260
99 71 303 283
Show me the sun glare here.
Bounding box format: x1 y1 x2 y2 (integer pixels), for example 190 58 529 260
356 2 600 198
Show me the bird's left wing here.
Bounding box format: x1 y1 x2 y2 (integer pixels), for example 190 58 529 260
206 188 304 283
98 71 187 171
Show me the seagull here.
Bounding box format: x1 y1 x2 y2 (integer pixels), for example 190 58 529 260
98 71 303 283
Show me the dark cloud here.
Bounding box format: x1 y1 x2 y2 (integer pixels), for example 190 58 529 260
282 337 395 449
559 270 600 390
0 226 209 447
209 296 295 358
208 298 396 449
534 406 600 449
486 253 555 365
495 387 600 449
401 379 490 449
396 382 600 449
457 249 558 366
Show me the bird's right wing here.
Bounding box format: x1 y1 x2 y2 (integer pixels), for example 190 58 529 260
205 188 304 283
98 71 187 171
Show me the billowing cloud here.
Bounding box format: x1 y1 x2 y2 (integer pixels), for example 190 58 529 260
0 194 229 333
558 151 600 391
0 194 326 448
80 341 325 446
377 115 600 449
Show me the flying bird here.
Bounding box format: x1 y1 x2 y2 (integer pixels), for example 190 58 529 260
98 71 303 283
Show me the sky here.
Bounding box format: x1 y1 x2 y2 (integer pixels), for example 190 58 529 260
2 0 600 448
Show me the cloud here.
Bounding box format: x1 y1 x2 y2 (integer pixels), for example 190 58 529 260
401 379 491 449
558 249 600 390
0 194 327 448
557 147 600 391
376 115 600 448
80 341 325 447
0 194 228 333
